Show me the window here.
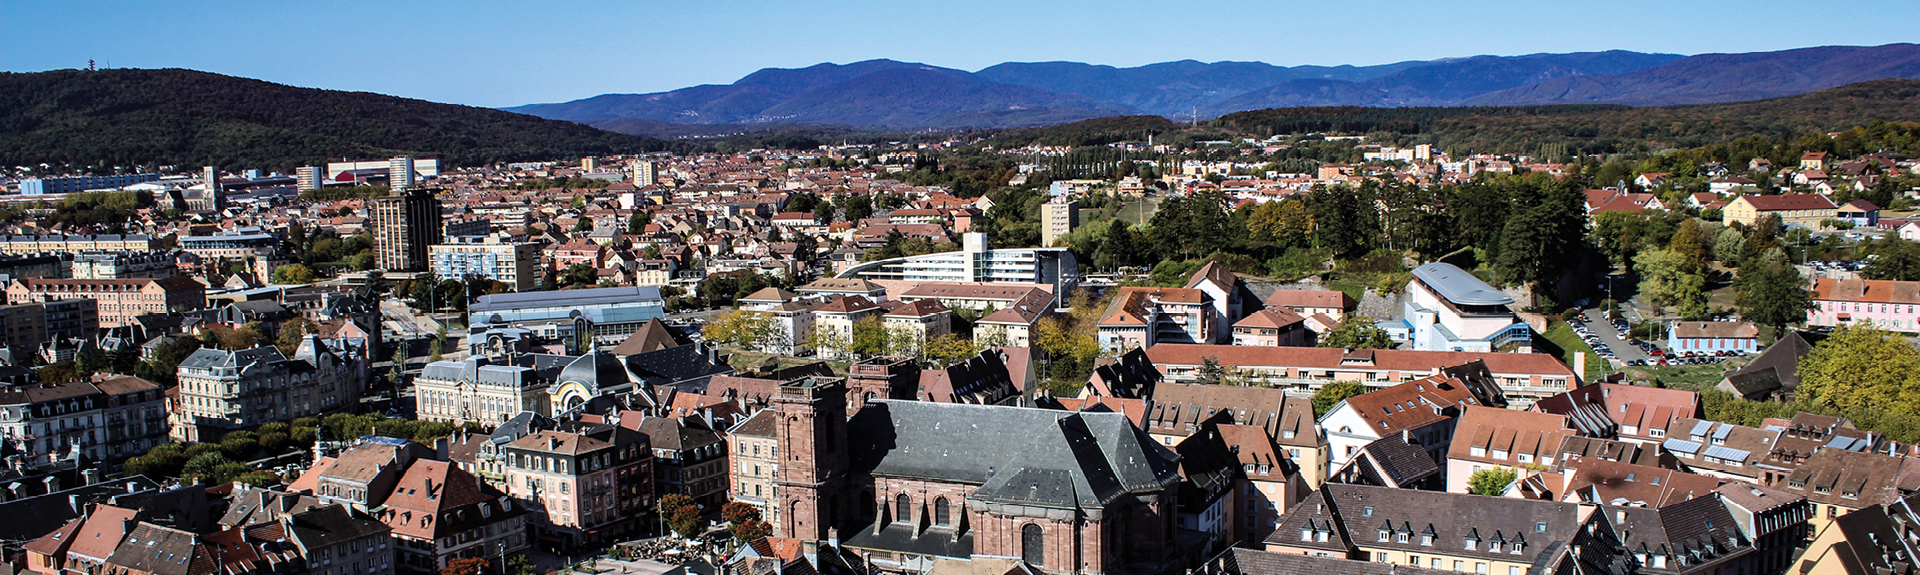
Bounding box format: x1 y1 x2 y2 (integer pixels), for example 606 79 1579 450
1535 522 1546 533
896 494 911 523
1376 552 1388 563
1379 529 1390 542
934 498 950 525
1021 524 1044 566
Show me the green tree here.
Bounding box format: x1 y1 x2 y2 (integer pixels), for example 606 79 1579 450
850 317 891 358
1634 249 1708 317
1863 238 1920 281
1312 381 1369 418
180 452 236 483
1797 326 1920 414
271 264 316 284
276 318 317 356
628 211 652 234
659 494 705 539
560 264 598 287
1668 219 1713 274
1713 227 1745 264
702 310 780 350
1467 468 1518 496
1734 250 1813 333
1318 319 1395 350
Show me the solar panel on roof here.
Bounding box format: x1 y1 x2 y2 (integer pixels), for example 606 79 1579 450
1825 436 1860 451
1701 445 1750 461
1690 420 1714 437
1663 438 1702 453
1711 424 1734 440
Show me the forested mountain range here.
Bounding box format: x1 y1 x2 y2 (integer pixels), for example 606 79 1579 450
0 68 683 171
509 44 1920 134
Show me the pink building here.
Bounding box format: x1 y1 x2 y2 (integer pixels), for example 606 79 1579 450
1808 278 1920 333
502 426 655 551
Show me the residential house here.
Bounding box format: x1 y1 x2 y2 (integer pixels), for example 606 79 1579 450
1666 321 1760 354
501 423 654 551
1262 290 1355 323
1318 368 1505 477
1443 406 1577 494
811 295 883 359
1720 194 1838 228
1265 483 1632 574
1808 278 1920 333
1772 448 1920 536
1837 200 1880 227
1231 308 1310 347
727 409 781 530
1096 286 1216 352
628 415 728 507
1143 346 1576 408
1532 383 1701 445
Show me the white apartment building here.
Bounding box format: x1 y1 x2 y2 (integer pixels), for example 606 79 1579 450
430 237 543 292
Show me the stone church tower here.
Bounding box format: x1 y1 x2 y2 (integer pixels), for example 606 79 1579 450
772 378 850 540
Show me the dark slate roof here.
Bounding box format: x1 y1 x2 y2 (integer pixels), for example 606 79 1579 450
1355 434 1440 487
1726 330 1824 393
624 343 733 385
1211 547 1455 575
1411 262 1512 306
1269 483 1588 565
178 346 289 376
840 522 974 560
284 504 390 548
847 400 1179 510
0 475 163 542
557 350 631 388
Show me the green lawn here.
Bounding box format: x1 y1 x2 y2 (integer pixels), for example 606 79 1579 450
1620 360 1746 392
1327 280 1369 301
1114 196 1161 226
1541 320 1610 382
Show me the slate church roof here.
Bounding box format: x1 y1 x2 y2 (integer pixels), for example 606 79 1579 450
848 400 1180 509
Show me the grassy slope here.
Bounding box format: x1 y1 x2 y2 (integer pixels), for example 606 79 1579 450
1541 320 1610 382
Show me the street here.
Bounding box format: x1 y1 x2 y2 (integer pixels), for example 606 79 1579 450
1577 308 1651 365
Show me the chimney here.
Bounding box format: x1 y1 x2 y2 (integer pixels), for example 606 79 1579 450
435 437 449 460
1574 352 1587 384
828 528 839 549
68 493 82 514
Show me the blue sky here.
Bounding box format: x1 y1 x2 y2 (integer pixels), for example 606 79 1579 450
3 0 1914 108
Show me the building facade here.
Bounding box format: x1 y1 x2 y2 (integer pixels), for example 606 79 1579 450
6 276 203 328
415 356 545 425
429 238 542 292
502 425 654 550
170 338 357 441
1039 197 1077 248
371 189 441 271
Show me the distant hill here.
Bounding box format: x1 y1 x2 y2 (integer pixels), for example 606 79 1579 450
0 68 678 171
1464 44 1920 106
514 45 1920 132
507 60 1133 131
1211 79 1920 155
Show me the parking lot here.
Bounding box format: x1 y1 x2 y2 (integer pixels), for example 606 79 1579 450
1570 310 1749 368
